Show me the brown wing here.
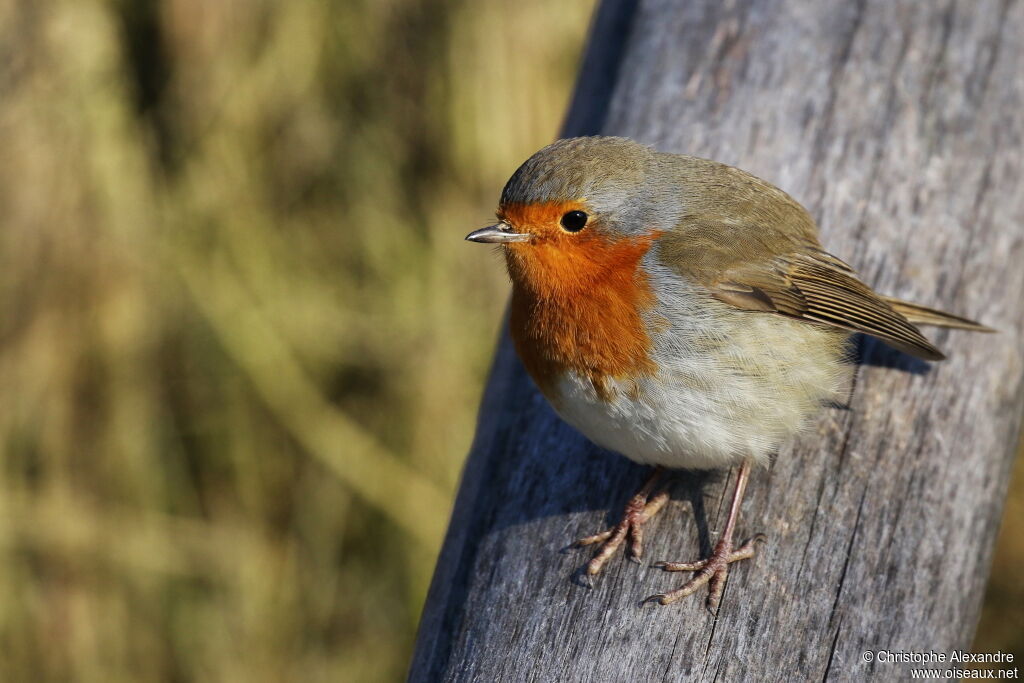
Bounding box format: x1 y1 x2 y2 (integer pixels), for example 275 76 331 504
709 250 947 360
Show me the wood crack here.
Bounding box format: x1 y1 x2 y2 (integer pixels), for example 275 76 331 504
827 487 867 629
821 620 844 682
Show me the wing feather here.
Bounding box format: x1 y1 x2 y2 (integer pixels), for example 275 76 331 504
711 251 946 360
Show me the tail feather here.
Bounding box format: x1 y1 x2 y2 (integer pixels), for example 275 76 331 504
883 296 995 333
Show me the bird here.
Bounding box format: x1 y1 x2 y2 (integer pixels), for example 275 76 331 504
465 136 991 613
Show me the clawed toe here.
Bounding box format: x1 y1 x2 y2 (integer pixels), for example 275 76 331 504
655 533 763 572
652 558 707 571
574 461 761 613
575 469 669 576
646 534 765 613
576 489 669 575
575 529 614 547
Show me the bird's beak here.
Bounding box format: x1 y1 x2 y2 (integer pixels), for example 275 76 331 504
464 223 531 244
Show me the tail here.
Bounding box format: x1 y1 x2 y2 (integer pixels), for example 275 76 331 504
882 296 995 333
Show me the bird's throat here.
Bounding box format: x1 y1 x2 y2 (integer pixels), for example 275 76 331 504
506 233 660 402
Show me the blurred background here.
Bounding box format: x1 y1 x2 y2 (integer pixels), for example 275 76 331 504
0 1 1018 681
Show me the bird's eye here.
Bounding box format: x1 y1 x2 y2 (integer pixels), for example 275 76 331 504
560 210 588 232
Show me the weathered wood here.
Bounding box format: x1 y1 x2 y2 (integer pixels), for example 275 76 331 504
411 1 1024 680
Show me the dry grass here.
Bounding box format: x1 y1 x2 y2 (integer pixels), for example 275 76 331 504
0 0 592 680
0 1 1017 680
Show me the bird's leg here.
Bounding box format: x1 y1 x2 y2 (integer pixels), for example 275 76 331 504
645 460 764 614
575 467 670 576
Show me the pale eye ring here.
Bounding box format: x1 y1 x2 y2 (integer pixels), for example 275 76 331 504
560 210 588 232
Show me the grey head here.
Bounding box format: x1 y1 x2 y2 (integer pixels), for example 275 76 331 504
497 136 682 239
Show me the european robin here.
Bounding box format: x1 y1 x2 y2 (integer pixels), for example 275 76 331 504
465 136 990 613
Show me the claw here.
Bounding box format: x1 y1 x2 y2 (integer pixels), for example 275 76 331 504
641 593 670 607
655 558 708 572
575 530 613 547
649 534 764 610
575 469 668 577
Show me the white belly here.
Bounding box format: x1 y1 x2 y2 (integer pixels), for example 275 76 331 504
548 305 852 470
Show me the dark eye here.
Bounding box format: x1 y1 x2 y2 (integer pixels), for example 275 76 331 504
560 210 588 232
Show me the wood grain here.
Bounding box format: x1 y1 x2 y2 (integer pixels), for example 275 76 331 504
411 1 1024 680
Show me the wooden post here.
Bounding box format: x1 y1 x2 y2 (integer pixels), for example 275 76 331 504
411 1 1024 680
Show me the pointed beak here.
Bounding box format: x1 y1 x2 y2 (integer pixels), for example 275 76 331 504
464 223 531 244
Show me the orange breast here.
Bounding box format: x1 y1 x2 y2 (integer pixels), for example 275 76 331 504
501 202 660 401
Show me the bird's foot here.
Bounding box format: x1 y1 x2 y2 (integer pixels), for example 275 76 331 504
575 478 669 577
645 533 765 614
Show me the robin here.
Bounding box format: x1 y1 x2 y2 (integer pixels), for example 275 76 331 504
465 136 990 613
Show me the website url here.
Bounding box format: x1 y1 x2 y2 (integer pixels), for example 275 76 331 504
910 669 1019 680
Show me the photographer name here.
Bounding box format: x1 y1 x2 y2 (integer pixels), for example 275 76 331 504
874 650 1015 664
